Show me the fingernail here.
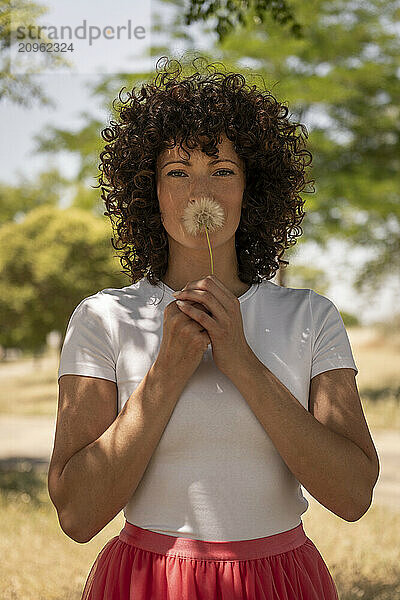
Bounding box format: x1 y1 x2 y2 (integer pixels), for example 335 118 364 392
176 300 186 306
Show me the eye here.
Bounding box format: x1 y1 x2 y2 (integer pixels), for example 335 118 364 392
166 170 186 177
215 169 234 176
166 169 235 177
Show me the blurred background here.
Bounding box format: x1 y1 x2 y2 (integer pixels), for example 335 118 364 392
0 0 399 598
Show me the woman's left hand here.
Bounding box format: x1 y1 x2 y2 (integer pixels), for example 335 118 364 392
172 274 252 377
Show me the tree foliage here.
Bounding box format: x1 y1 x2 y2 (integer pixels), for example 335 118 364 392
154 0 400 295
0 205 126 354
25 0 400 296
0 0 71 107
183 0 303 42
1 0 399 354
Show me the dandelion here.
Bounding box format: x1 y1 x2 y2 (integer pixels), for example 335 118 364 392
182 196 225 274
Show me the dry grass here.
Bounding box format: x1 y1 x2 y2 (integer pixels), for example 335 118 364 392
346 326 400 429
1 325 399 429
348 325 400 389
303 498 400 600
0 325 399 598
0 355 57 417
0 473 398 600
0 473 124 600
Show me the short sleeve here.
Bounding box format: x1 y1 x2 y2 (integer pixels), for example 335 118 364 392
58 293 116 383
309 290 358 379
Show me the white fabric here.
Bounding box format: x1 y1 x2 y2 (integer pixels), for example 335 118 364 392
58 277 358 541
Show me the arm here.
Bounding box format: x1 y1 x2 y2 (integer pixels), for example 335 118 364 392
225 349 379 522
56 359 186 543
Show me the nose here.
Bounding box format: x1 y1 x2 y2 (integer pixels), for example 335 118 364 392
188 173 214 200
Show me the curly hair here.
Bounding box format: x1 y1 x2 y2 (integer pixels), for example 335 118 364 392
97 55 314 287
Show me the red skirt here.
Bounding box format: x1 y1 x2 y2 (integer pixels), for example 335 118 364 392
81 519 339 599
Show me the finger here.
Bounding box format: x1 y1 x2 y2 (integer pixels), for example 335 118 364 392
175 300 216 329
186 300 211 315
174 288 226 320
208 274 229 293
177 275 226 296
174 276 231 306
202 275 234 303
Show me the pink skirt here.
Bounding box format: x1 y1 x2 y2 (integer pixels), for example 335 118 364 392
81 519 339 599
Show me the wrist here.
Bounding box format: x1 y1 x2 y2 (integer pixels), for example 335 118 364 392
151 356 188 394
222 343 256 381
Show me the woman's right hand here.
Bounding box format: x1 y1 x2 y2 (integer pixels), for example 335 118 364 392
155 299 211 380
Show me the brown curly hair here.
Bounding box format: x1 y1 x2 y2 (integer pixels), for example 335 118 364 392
97 55 314 287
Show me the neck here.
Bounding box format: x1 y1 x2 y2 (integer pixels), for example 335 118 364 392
160 237 249 298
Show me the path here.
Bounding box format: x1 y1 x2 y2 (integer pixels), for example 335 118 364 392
0 415 398 511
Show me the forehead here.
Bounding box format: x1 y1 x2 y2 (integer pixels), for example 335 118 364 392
157 134 240 164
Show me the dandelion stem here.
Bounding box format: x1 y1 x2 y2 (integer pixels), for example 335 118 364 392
204 225 214 274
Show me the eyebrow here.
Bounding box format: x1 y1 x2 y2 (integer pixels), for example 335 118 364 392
161 158 241 170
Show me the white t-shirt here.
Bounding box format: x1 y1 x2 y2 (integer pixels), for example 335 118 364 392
58 277 358 541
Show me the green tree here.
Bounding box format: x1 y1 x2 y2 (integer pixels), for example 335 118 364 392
9 0 399 343
32 117 105 183
0 169 68 225
0 0 71 107
183 0 303 42
0 205 126 357
150 0 400 295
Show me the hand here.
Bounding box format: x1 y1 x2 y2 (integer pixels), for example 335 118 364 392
156 299 212 383
172 274 252 377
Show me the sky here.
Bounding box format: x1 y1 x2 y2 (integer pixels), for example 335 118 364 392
0 0 398 325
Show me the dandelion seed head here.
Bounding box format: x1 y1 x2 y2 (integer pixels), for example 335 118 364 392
182 196 225 235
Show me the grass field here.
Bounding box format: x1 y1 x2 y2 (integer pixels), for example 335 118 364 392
0 324 399 599
1 473 399 600
1 326 399 429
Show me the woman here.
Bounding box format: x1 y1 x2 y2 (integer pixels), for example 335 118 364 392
50 56 380 599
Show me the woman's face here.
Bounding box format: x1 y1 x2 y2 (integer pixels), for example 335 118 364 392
156 134 246 250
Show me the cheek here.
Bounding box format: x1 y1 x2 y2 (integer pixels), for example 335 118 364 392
157 177 170 198
157 177 184 201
